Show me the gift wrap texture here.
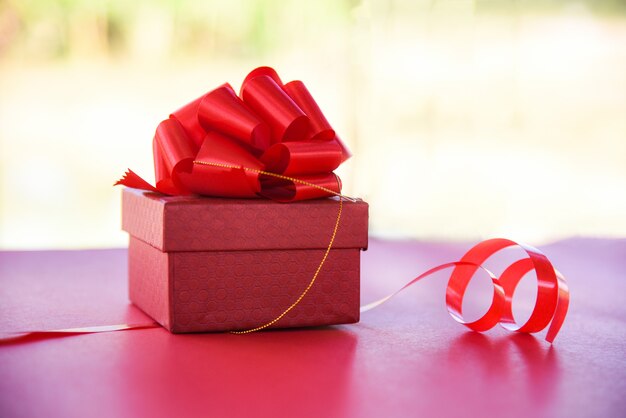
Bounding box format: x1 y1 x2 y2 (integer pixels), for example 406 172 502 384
122 188 368 332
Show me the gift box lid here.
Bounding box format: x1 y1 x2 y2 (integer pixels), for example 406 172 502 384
122 188 368 252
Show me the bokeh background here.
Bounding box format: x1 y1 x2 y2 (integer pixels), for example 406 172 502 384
1 0 625 249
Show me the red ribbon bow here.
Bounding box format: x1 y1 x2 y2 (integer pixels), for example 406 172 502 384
116 67 351 201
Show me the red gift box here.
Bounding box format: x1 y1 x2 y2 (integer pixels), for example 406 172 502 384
122 187 368 333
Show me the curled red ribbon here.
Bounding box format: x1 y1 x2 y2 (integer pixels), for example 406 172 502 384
115 67 350 202
361 238 569 343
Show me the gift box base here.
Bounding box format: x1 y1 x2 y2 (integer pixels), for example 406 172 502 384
128 236 361 333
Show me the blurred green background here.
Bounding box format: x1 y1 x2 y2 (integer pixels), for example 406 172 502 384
1 0 625 248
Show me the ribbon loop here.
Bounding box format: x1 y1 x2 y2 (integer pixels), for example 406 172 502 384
152 118 196 195
283 80 335 141
198 83 271 151
259 172 341 202
241 75 310 142
241 66 284 90
179 132 264 198
261 140 343 175
170 96 207 148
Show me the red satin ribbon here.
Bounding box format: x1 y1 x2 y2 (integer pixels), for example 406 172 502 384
115 67 351 202
0 323 160 344
361 238 569 343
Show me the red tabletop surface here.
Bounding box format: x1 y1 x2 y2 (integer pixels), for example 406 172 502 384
1 238 625 418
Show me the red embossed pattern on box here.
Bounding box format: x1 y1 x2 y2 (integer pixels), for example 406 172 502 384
123 188 368 332
122 188 368 252
128 237 171 329
172 247 360 332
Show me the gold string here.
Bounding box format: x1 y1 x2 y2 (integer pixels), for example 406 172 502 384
192 160 349 334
